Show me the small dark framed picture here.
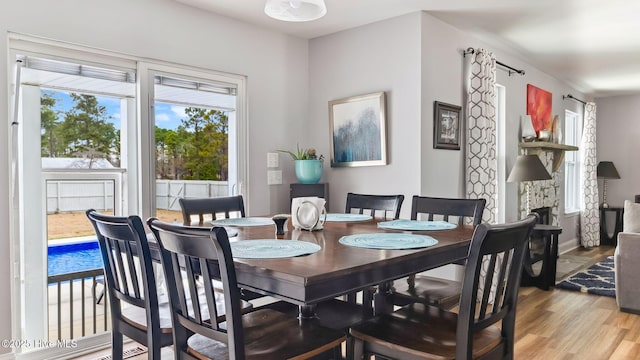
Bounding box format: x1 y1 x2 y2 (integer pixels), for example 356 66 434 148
433 101 461 150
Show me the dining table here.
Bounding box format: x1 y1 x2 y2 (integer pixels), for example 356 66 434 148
218 216 475 316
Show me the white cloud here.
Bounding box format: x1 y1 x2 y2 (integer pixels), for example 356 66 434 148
155 113 170 123
171 105 187 118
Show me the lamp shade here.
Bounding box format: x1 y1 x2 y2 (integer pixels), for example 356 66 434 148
264 0 327 22
597 161 620 179
507 155 552 182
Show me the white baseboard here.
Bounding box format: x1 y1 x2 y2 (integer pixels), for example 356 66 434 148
559 238 580 255
0 351 16 360
13 333 111 360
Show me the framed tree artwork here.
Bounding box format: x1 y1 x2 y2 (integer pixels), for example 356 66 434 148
329 92 387 167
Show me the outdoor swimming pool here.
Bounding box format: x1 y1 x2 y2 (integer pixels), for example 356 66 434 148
48 240 103 276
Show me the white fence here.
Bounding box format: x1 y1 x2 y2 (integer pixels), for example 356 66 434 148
46 180 115 214
46 179 229 213
156 180 229 211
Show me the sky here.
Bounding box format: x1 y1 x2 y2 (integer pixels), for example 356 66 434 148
43 89 186 130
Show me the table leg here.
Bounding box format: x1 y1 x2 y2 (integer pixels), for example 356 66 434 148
548 233 559 288
299 304 318 319
614 211 624 244
538 236 551 291
600 208 612 244
373 282 393 316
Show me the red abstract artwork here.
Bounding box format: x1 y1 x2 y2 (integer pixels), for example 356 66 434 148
526 84 552 135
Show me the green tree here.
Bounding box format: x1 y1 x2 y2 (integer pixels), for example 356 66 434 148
180 108 228 180
58 93 118 165
40 92 60 157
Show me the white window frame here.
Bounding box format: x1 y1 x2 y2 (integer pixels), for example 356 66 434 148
137 62 248 220
564 109 582 214
9 38 139 357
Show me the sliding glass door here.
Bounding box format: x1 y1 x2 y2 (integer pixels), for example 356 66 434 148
9 39 247 358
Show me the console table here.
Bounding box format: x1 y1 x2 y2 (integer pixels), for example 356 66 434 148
600 206 623 245
521 224 563 290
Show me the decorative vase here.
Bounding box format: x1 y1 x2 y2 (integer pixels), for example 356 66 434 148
294 159 323 184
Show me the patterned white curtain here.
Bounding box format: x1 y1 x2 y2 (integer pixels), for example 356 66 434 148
466 48 497 223
580 102 600 247
465 48 498 301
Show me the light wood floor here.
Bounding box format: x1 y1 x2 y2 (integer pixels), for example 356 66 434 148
513 245 639 360
78 245 635 360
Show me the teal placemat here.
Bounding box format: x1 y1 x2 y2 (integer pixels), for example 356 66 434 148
325 213 373 222
211 217 275 227
377 219 457 231
339 233 438 249
230 240 321 259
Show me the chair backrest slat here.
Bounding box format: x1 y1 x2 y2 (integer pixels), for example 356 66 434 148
200 258 222 324
345 192 404 220
170 252 189 321
124 240 142 298
411 196 486 225
478 253 497 318
179 195 246 226
492 250 511 312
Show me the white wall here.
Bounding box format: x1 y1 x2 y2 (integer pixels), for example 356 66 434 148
0 0 309 353
596 94 640 205
309 13 423 216
419 14 467 198
310 11 587 250
420 13 586 252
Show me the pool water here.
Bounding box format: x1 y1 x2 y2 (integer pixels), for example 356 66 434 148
48 241 103 276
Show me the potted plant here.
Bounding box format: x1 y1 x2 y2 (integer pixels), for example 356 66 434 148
278 144 324 184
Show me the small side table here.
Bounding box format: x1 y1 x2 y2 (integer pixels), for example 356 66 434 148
521 224 562 290
290 183 329 210
600 206 623 246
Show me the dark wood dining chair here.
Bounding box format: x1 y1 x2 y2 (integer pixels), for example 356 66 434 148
86 209 173 360
179 195 246 226
179 194 268 302
345 192 404 220
343 192 405 306
350 214 538 360
392 196 486 309
147 219 346 359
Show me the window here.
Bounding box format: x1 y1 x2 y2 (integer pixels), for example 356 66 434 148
564 110 582 213
138 63 247 221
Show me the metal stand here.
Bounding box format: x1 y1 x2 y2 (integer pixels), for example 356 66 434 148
602 179 610 208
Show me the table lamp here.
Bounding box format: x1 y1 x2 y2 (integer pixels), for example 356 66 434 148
507 154 552 214
597 161 620 208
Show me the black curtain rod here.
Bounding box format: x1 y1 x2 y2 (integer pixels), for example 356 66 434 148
463 48 525 76
563 94 586 106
